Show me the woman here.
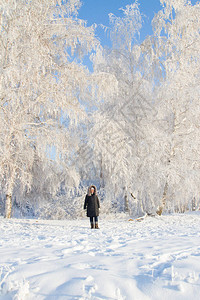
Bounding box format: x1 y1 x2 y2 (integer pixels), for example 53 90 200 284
84 185 100 229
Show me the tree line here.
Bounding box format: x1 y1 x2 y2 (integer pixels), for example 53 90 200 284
0 0 200 218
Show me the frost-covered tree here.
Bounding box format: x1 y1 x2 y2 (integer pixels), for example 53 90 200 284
2 0 199 219
151 0 200 213
87 0 200 217
0 0 100 218
88 1 157 215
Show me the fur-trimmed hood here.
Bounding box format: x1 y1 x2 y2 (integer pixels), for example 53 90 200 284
87 185 97 196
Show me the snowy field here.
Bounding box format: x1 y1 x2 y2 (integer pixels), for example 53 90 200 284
1 213 200 300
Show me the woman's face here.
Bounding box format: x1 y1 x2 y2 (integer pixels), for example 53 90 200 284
91 187 94 194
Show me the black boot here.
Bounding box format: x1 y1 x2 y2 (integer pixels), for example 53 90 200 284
91 223 94 229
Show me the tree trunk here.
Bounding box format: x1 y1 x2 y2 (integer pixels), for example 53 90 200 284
5 194 12 218
124 193 129 213
157 182 168 216
192 197 196 211
100 155 105 188
123 186 129 213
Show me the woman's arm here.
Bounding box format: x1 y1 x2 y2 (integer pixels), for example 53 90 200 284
84 195 88 209
97 196 100 208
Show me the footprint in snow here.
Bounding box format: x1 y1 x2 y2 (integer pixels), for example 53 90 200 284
82 276 98 299
44 244 52 248
61 245 85 255
70 263 90 270
37 235 46 240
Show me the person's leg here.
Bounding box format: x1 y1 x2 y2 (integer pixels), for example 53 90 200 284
90 217 94 229
95 216 99 229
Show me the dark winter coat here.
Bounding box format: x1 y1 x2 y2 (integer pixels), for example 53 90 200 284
84 185 100 217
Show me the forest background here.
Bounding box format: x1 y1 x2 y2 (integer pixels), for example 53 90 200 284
0 0 200 219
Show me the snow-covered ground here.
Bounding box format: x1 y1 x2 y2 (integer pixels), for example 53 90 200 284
0 212 200 300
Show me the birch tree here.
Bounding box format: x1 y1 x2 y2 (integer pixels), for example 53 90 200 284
88 2 157 215
152 0 200 213
0 0 100 217
88 0 200 216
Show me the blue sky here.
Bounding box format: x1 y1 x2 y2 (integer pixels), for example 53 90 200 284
78 0 198 46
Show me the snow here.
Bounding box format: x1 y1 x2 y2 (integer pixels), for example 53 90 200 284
1 212 200 300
